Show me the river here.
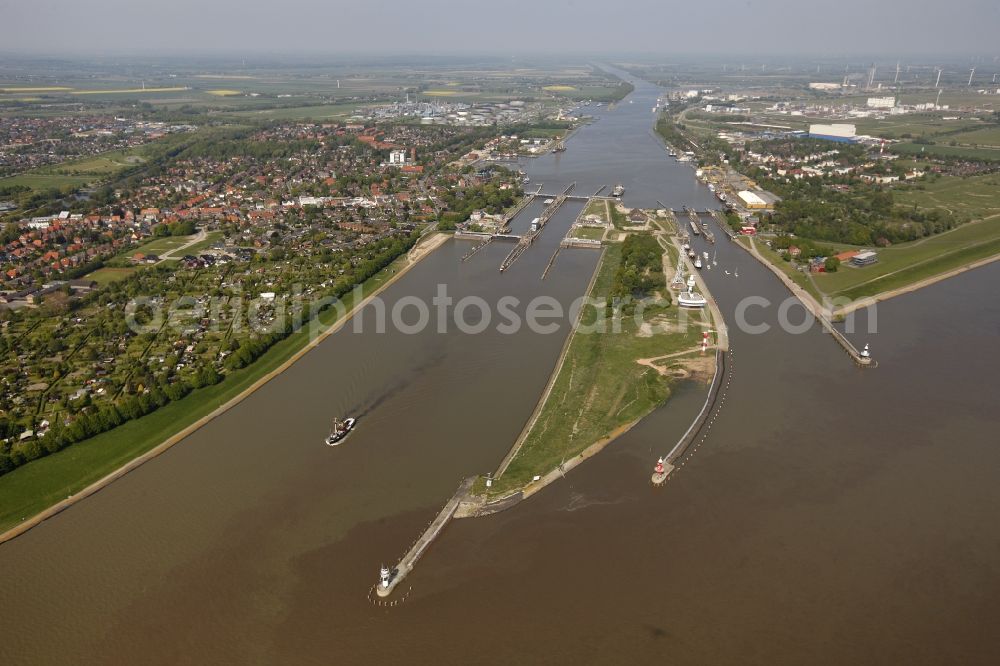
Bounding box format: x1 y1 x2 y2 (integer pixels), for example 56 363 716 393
2 71 999 665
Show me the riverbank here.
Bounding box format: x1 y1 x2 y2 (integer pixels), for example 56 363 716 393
0 232 450 544
739 230 1000 320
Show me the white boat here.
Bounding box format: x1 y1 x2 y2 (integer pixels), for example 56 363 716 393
325 417 356 446
677 276 707 307
694 257 703 269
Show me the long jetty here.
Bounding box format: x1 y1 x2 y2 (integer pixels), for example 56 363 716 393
376 478 474 598
653 349 728 485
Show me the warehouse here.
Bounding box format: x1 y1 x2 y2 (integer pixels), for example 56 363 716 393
808 123 858 143
737 190 769 210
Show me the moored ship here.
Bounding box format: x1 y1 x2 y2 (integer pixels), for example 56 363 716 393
612 184 625 197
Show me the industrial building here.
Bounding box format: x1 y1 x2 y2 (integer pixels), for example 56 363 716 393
737 190 769 210
851 250 879 267
867 96 896 109
808 123 858 143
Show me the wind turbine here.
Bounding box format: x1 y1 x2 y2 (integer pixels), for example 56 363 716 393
968 67 976 86
935 67 943 88
894 61 900 84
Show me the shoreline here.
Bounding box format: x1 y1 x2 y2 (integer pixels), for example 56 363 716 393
492 246 608 480
0 232 450 546
832 252 1000 316
740 233 1000 316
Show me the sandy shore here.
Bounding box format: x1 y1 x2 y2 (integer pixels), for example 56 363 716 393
0 232 450 545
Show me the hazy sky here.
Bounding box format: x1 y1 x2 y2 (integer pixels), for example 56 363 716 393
3 0 999 56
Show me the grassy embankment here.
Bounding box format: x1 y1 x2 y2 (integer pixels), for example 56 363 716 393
0 248 419 534
491 241 707 494
750 173 1000 304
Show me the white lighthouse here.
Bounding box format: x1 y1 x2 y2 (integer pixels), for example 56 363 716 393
380 565 391 589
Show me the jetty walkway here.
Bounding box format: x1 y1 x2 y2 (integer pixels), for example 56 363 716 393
376 478 474 597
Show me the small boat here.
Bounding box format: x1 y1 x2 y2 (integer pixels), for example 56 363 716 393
694 257 703 269
325 417 356 446
612 184 625 197
688 249 696 258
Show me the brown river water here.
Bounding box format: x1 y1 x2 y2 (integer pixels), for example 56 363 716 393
1 71 999 665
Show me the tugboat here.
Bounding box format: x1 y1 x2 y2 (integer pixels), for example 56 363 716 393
325 417 356 446
612 183 625 198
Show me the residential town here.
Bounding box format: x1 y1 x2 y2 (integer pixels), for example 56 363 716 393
0 116 525 471
0 115 194 176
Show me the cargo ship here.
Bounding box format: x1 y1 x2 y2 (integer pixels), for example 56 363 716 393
325 417 356 446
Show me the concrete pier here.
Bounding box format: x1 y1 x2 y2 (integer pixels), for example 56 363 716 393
376 478 474 598
653 349 727 486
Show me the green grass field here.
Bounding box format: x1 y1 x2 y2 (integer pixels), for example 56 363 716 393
34 150 148 177
0 249 416 534
811 216 1000 300
571 226 606 241
493 242 705 494
892 142 1000 161
895 173 1000 220
949 126 1000 147
128 234 197 256
0 173 95 191
83 266 138 285
181 231 225 255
